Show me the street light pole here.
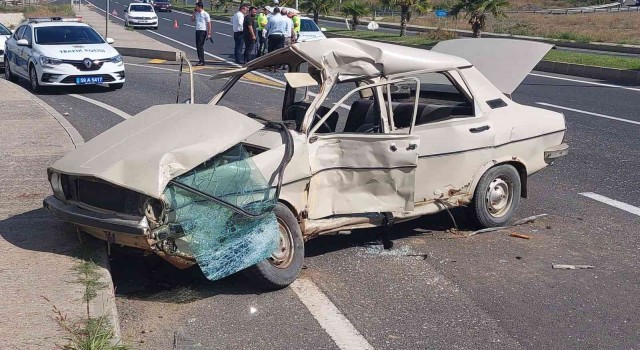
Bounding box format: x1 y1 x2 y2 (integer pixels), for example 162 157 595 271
106 0 109 38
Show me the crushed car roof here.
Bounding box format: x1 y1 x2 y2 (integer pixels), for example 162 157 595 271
290 38 471 80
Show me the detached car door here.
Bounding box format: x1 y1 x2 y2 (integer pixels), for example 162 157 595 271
305 81 420 220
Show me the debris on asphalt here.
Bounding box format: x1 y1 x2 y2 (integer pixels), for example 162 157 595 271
552 264 595 270
467 214 548 238
510 233 531 240
250 307 257 314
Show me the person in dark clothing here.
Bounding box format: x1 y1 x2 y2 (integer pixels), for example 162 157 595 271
243 7 257 63
231 4 248 64
191 2 211 66
266 7 287 53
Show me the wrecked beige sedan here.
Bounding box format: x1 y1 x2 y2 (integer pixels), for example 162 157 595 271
44 38 568 289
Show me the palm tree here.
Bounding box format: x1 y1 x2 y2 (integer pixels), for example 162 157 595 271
449 0 509 38
341 1 370 31
300 0 336 24
384 0 431 37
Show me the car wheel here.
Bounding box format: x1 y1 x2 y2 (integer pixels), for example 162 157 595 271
470 164 521 228
153 26 158 30
4 59 19 83
29 65 41 92
244 202 304 290
109 83 124 90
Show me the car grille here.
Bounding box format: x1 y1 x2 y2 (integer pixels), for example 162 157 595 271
60 74 116 83
61 175 146 216
61 59 105 71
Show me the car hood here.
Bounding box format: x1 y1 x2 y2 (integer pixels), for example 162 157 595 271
37 43 119 60
431 38 553 95
50 104 264 198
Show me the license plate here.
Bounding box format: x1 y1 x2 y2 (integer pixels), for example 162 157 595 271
75 76 103 85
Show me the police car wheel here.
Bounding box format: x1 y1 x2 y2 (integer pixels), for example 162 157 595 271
5 59 19 83
29 65 41 93
109 83 124 90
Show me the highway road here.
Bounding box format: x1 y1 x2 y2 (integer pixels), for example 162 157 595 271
10 2 640 349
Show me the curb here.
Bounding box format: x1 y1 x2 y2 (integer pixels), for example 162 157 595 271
318 15 640 55
325 31 640 85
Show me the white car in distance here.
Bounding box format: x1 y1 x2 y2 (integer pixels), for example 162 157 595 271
3 17 125 92
297 17 326 42
0 22 12 70
124 3 158 29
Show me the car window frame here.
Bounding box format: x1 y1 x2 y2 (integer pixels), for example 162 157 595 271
22 26 33 46
0 23 11 36
13 25 26 40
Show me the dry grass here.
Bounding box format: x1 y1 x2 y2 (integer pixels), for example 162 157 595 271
363 11 640 45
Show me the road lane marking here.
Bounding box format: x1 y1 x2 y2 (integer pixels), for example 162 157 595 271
147 59 167 64
290 279 374 350
69 94 132 120
536 102 640 126
579 192 640 217
214 31 232 37
162 18 172 21
183 23 194 28
529 73 640 93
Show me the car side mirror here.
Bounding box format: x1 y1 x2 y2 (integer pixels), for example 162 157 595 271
106 37 115 44
320 27 326 32
16 39 29 47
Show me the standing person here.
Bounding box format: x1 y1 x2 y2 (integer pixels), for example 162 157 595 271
243 7 257 63
265 7 286 52
280 8 294 47
290 11 300 42
256 7 268 57
191 2 211 66
231 4 248 64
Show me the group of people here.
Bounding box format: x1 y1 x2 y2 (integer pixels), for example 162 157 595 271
232 3 301 64
190 1 301 66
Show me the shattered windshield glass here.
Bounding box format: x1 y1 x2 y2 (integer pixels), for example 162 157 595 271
161 144 280 281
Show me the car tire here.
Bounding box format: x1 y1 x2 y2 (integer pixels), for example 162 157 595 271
29 64 41 93
470 164 521 228
109 83 124 90
152 26 158 30
4 59 19 83
244 202 304 290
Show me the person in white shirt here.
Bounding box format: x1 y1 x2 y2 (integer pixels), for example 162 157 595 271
265 7 288 52
279 8 295 46
231 4 248 64
191 2 211 66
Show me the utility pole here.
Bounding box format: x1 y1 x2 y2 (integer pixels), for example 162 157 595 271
106 0 109 38
295 0 298 9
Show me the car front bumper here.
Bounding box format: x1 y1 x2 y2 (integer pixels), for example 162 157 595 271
128 18 158 26
38 61 125 86
43 195 149 246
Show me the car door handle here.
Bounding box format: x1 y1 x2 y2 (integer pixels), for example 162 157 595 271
407 143 418 150
469 125 490 133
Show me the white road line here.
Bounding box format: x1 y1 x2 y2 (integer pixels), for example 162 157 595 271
162 18 172 21
536 102 640 126
183 23 195 28
290 279 374 350
171 9 232 26
69 94 132 120
214 31 232 37
529 73 640 93
579 192 640 217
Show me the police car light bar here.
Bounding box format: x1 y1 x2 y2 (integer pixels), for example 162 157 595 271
26 17 83 23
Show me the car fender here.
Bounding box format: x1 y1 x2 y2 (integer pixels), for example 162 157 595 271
469 156 529 200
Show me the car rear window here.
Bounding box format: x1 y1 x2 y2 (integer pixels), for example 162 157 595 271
35 26 105 45
130 4 153 11
0 24 10 35
300 19 320 32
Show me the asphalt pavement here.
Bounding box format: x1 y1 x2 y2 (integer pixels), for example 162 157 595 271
11 2 640 348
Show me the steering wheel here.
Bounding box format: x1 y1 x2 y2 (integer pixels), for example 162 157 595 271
284 105 333 133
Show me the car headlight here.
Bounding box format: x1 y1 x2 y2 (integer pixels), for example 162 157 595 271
110 54 123 64
39 56 62 68
49 171 66 200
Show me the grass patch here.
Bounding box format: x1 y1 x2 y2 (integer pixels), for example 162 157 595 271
0 4 75 17
328 27 640 71
544 50 640 70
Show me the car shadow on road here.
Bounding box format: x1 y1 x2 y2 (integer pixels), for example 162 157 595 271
14 80 117 96
305 208 477 258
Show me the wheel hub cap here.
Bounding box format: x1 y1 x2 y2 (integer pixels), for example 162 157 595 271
269 219 294 269
486 177 512 217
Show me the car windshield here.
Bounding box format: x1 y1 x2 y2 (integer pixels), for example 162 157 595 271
35 26 105 45
0 23 11 35
130 5 153 11
300 19 320 32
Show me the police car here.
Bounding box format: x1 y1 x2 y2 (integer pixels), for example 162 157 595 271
3 17 125 92
0 22 12 70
